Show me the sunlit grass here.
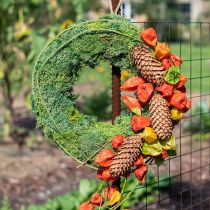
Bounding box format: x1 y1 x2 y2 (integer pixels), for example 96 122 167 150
170 43 210 93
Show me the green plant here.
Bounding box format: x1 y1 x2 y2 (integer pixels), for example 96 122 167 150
122 168 170 208
0 0 102 144
28 170 170 210
0 196 12 210
28 179 98 210
0 0 50 142
82 90 111 121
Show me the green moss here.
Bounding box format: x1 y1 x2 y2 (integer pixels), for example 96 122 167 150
67 106 83 123
32 14 142 167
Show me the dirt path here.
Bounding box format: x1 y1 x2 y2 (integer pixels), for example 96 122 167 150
0 143 95 209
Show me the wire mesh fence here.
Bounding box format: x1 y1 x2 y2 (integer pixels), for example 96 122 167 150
125 21 210 210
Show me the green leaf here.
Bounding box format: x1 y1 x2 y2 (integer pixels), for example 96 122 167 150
155 157 164 166
79 179 97 197
0 69 4 80
164 66 180 85
160 136 176 150
131 107 141 116
142 195 154 203
159 174 171 188
141 140 162 156
167 149 177 156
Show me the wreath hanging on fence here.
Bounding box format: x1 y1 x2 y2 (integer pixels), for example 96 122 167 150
32 14 191 209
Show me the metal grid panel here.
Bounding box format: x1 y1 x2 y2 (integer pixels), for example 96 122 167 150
129 21 210 210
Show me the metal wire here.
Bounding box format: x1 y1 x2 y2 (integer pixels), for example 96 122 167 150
126 21 210 210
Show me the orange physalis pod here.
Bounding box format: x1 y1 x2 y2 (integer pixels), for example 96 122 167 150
79 202 95 210
111 134 126 150
183 99 191 113
137 83 154 103
141 28 158 47
131 116 151 131
95 148 115 167
134 165 148 185
171 54 183 66
120 76 145 91
155 42 170 60
176 74 188 89
122 96 142 110
90 193 104 206
157 83 174 98
161 58 173 69
170 91 187 110
134 155 145 166
103 185 119 200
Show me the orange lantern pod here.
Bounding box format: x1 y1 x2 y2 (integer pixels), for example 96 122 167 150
155 42 170 60
96 169 103 180
161 58 173 69
101 167 113 181
120 76 145 91
131 116 151 131
97 168 117 182
171 54 183 66
134 155 145 166
170 91 187 110
104 185 119 200
157 83 174 98
141 28 158 47
112 134 126 150
79 202 95 210
134 165 148 185
90 193 104 206
161 149 168 159
95 148 115 167
176 74 188 89
183 99 191 113
137 83 154 103
122 96 142 110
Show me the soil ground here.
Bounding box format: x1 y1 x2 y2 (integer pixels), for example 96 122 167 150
0 143 95 209
0 135 209 210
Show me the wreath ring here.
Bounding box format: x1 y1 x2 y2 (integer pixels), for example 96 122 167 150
32 14 190 174
32 15 142 167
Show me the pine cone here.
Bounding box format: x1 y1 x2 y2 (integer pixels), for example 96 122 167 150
110 135 142 177
131 44 166 86
149 94 173 140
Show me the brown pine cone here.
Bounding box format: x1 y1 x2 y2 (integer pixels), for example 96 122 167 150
149 94 173 140
110 135 142 177
131 44 166 86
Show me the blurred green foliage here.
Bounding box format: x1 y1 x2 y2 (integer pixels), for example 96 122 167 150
0 196 12 210
0 0 102 141
184 101 210 141
27 169 170 210
82 90 112 121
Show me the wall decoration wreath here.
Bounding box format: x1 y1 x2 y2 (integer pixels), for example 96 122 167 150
32 13 191 209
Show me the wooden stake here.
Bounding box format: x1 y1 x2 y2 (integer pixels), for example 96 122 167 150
112 66 121 123
109 0 122 14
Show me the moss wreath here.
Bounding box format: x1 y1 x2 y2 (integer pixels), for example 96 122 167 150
32 15 141 166
32 14 191 208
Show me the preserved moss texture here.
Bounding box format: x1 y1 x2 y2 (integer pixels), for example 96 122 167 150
32 14 142 167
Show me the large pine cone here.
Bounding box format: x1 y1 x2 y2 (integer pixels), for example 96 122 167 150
149 94 173 140
131 44 166 86
110 135 142 177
